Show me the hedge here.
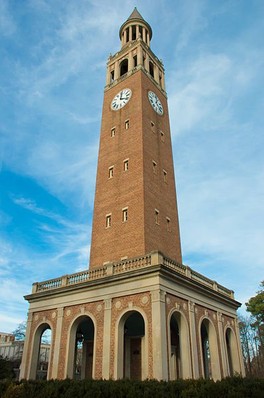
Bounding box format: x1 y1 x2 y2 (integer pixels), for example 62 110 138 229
0 377 264 398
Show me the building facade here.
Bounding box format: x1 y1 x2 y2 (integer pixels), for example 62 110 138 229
20 9 245 381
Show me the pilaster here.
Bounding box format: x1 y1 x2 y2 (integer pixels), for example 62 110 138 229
151 289 168 380
188 301 199 378
19 312 33 380
51 307 64 378
102 298 112 379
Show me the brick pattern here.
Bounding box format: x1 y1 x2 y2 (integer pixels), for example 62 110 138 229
89 69 182 268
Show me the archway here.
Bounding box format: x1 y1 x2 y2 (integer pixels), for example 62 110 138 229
116 310 147 380
29 323 52 380
225 327 241 376
169 311 192 379
200 318 221 380
67 315 95 379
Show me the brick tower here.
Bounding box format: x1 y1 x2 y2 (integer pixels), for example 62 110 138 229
90 8 182 268
20 9 245 382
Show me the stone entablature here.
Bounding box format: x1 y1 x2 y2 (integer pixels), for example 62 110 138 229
31 251 234 300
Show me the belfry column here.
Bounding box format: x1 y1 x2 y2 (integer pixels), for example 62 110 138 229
151 289 168 380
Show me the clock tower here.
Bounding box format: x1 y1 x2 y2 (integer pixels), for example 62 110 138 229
90 8 182 268
20 8 245 383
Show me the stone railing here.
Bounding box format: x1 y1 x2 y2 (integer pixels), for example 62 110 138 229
32 251 234 299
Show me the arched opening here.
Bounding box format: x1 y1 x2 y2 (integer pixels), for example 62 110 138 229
29 323 52 380
67 315 95 379
170 315 180 378
201 321 211 379
225 327 241 376
116 310 147 380
132 25 136 40
120 59 128 77
200 318 221 380
169 311 192 379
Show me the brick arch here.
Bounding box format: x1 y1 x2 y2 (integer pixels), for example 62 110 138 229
199 316 221 380
114 307 149 380
65 313 96 379
167 309 192 379
29 321 53 380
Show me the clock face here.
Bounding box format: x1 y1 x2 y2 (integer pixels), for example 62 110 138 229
148 91 164 115
111 88 132 111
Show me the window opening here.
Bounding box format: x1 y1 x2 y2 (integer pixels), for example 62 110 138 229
126 28 129 42
108 166 114 179
139 25 143 38
166 217 171 232
132 25 136 40
106 214 112 228
152 160 157 174
160 131 165 142
111 127 116 137
155 209 160 224
122 208 128 222
124 159 129 171
133 55 138 67
120 59 128 76
163 169 167 183
125 119 130 130
149 61 154 78
110 70 114 82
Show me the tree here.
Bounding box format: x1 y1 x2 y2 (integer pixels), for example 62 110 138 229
12 321 27 341
246 281 264 325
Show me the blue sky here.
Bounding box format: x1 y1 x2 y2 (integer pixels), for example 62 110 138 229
0 0 263 333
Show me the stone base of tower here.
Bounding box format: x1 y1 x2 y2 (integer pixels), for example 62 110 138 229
20 251 245 381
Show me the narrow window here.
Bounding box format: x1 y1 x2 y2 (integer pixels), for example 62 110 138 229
152 160 157 174
111 127 116 137
108 166 114 179
110 70 114 82
133 55 137 67
122 208 128 222
160 131 165 142
124 159 129 171
139 25 143 38
151 121 155 128
155 209 160 225
159 73 162 86
166 217 171 231
163 169 167 183
125 119 130 130
132 25 136 40
106 214 112 228
126 28 129 42
149 61 154 78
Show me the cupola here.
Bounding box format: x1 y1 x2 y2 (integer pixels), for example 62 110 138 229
119 7 152 47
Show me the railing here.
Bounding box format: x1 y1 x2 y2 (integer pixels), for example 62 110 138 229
32 251 234 299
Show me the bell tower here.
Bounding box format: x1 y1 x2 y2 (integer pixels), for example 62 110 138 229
20 8 244 383
89 8 182 268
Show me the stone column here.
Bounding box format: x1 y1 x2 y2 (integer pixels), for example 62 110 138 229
151 289 168 380
19 312 33 380
188 301 199 378
154 64 159 84
51 307 64 379
217 312 228 377
138 45 143 66
145 53 150 73
114 60 120 80
129 26 132 42
143 28 146 43
102 298 112 379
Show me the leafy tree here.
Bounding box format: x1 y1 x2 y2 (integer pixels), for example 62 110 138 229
246 281 264 325
12 321 27 341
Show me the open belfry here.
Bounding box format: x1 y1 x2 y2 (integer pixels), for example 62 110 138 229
20 9 245 381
